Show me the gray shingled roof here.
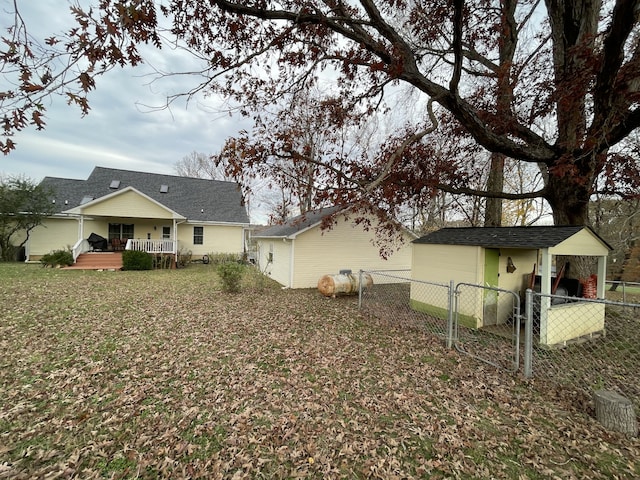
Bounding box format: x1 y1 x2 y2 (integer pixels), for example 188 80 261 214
253 206 344 238
413 226 612 250
40 166 249 224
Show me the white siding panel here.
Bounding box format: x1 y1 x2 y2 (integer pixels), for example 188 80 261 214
255 239 292 287
28 218 79 258
82 190 174 219
177 224 244 257
550 229 610 256
291 215 412 289
410 243 482 318
498 249 538 295
411 243 481 285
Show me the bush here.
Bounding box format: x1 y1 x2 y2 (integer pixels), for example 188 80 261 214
40 249 73 267
176 248 192 268
217 262 245 293
208 252 242 265
122 250 153 270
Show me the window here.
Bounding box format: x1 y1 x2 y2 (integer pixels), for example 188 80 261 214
193 226 204 245
109 223 134 241
109 180 121 189
160 184 169 193
162 226 171 240
268 242 274 262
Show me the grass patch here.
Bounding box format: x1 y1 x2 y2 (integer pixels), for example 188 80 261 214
0 263 638 479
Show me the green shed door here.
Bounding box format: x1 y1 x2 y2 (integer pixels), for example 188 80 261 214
483 248 500 326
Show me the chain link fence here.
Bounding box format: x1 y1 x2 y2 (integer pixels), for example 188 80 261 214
526 290 640 409
358 270 451 340
359 270 640 409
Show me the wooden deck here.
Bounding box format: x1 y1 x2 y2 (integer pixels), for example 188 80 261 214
64 252 123 270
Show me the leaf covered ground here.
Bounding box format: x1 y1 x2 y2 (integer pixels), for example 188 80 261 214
0 264 638 479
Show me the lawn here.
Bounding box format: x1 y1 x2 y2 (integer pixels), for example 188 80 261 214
1 263 638 479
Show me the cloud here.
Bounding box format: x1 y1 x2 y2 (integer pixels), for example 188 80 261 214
0 0 250 182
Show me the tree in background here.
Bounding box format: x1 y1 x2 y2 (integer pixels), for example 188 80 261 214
2 1 639 230
174 151 233 181
219 90 374 222
501 160 548 226
0 176 54 261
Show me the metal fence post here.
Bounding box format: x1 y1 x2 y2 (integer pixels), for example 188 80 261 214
447 279 455 349
524 288 533 378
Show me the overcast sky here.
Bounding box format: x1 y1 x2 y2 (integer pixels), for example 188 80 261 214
1 0 250 183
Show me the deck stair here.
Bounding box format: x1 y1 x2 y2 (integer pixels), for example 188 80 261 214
65 252 123 270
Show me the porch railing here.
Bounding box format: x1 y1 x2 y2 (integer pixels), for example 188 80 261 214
72 238 92 262
125 239 177 254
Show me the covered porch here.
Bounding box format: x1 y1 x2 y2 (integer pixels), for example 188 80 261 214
64 186 186 267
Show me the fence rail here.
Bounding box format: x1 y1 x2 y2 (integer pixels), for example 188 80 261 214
359 269 640 409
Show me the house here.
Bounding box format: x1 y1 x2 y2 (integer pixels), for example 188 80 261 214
27 166 249 266
411 226 612 347
252 206 415 289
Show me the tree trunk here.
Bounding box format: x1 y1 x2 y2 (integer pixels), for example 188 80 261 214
544 172 596 279
545 171 590 226
484 152 505 227
593 389 638 437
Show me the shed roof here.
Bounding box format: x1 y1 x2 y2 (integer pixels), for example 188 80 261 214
413 226 612 250
40 166 249 224
253 206 343 239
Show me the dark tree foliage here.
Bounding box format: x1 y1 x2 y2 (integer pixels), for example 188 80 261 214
1 1 639 229
0 176 54 261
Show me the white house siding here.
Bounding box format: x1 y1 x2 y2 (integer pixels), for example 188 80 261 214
82 190 174 219
259 239 292 287
177 223 244 257
28 218 79 260
290 215 412 289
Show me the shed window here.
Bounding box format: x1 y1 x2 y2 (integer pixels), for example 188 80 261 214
193 226 204 245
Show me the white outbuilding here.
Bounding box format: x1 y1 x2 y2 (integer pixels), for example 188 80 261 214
411 226 612 347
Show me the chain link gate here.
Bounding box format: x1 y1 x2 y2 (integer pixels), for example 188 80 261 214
358 271 522 372
453 283 522 372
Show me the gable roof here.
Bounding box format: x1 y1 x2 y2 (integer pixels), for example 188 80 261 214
253 206 344 239
63 186 185 219
413 226 612 250
40 166 249 224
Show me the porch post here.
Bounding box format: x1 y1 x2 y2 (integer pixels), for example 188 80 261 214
79 215 85 241
173 218 178 262
596 255 607 299
539 248 552 345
